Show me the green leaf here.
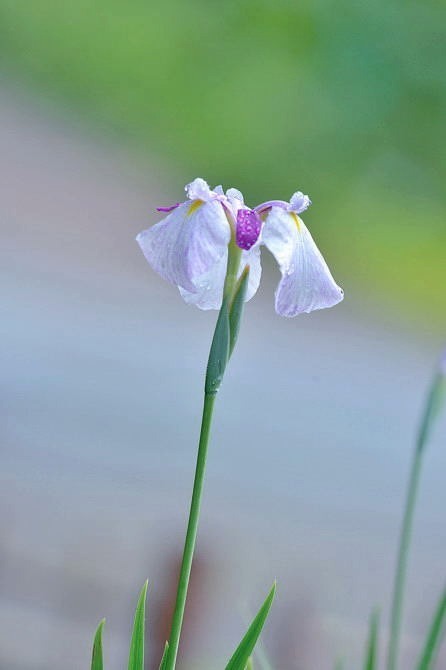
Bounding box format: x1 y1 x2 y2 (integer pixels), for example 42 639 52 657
363 610 379 670
159 641 169 670
228 266 250 358
205 299 230 394
225 582 276 670
91 619 105 670
416 590 446 670
128 581 148 670
245 658 254 670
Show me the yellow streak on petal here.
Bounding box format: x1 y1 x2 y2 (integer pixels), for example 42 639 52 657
290 211 301 231
188 199 204 215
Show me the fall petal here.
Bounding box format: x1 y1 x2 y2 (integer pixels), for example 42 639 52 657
262 207 343 317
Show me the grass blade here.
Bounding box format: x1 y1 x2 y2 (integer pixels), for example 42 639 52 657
91 619 105 670
245 658 254 670
416 590 446 670
159 641 169 670
387 354 446 670
363 610 379 670
417 367 446 454
128 581 148 670
225 582 276 670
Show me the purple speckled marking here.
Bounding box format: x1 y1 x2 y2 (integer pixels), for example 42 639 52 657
156 203 180 212
236 209 262 250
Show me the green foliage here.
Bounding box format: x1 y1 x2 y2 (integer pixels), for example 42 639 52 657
205 298 230 394
91 619 105 670
336 352 446 670
363 610 379 670
417 368 446 453
225 583 276 670
416 590 446 670
159 642 169 670
128 581 148 670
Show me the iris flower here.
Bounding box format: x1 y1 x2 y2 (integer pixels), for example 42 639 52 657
137 177 343 317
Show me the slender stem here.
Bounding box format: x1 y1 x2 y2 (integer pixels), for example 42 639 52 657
166 392 216 670
223 239 242 301
386 444 423 670
165 233 242 669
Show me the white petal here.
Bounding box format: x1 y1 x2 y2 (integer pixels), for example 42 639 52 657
225 187 245 220
179 245 262 310
179 252 227 310
226 187 244 204
241 245 262 302
289 191 311 214
185 177 215 201
136 200 230 292
262 207 343 317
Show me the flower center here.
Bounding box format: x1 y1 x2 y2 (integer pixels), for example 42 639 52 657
236 209 262 250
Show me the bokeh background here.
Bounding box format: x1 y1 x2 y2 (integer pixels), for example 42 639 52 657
1 1 445 668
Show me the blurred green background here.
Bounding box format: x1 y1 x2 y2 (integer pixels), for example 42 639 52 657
1 0 445 323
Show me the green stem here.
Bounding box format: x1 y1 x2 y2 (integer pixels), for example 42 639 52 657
166 391 216 669
386 444 423 670
223 239 242 301
165 234 242 669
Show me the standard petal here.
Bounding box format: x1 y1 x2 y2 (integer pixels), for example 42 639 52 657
262 207 343 317
226 187 244 205
136 200 230 292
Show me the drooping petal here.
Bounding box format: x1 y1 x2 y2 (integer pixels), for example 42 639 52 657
262 207 343 317
179 244 262 310
179 251 228 310
136 199 230 292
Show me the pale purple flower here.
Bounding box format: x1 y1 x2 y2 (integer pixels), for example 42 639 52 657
136 177 343 316
136 178 260 309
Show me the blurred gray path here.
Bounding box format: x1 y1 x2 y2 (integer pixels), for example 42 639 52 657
1 85 445 669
